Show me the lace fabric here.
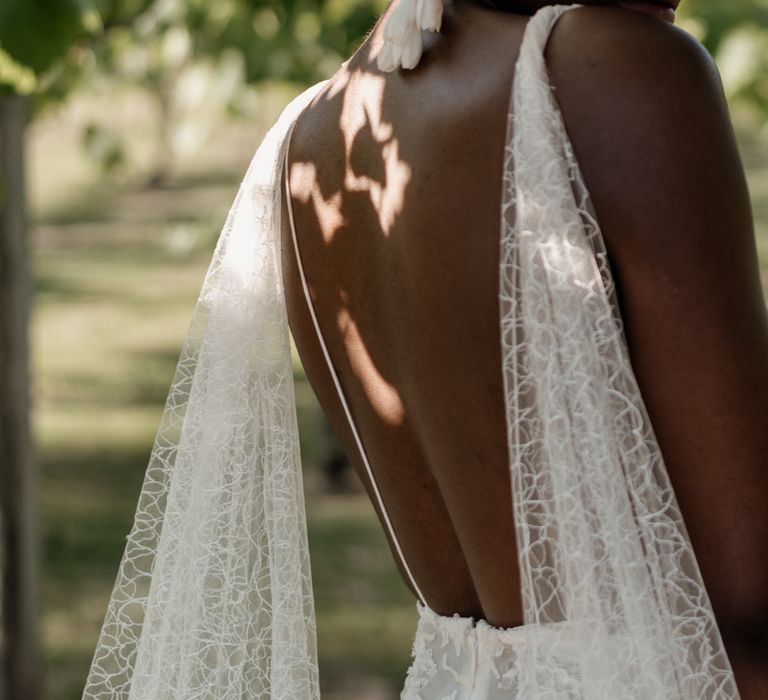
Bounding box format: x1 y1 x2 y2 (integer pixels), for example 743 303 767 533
81 81 328 700
81 3 741 699
402 602 584 699
501 5 739 698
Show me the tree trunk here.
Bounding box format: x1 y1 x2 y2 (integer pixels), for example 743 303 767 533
0 94 42 700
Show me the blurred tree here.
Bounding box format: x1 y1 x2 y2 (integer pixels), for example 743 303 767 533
0 91 38 700
75 0 386 181
1 0 385 181
0 2 100 697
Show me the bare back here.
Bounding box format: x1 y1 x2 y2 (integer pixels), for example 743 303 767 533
281 2 531 626
280 0 768 645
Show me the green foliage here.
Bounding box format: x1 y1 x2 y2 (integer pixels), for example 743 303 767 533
0 0 387 170
1 0 386 97
0 0 100 93
0 46 37 94
3 0 767 105
681 0 768 116
5 0 766 171
682 0 768 53
95 0 385 85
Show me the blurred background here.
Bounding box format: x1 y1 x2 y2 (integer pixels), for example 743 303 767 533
0 1 766 698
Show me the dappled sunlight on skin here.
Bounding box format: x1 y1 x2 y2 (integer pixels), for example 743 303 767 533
281 0 537 618
290 66 411 246
281 55 484 611
290 160 345 245
337 304 406 427
286 63 412 430
282 0 699 451
340 73 412 236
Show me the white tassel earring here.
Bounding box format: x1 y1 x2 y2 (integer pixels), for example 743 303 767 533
377 0 445 72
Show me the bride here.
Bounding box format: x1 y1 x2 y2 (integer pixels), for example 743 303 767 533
83 1 766 698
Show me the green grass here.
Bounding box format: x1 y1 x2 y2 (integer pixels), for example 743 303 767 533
30 88 768 699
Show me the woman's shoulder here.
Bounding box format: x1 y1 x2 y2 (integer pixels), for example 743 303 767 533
548 5 717 99
543 6 734 245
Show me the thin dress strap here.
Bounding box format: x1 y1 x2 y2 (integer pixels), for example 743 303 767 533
282 124 428 606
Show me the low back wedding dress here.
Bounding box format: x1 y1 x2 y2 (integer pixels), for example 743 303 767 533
81 2 742 698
